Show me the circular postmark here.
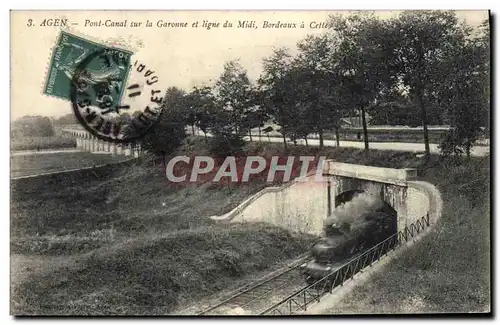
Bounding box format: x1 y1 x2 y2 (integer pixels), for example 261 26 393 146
70 48 163 143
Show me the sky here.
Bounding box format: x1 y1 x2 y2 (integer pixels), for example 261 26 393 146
10 10 489 120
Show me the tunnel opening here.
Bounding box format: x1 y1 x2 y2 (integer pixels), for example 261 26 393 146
334 189 364 208
301 190 398 285
333 190 398 236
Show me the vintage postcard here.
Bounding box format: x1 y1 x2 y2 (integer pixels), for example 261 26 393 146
10 10 491 316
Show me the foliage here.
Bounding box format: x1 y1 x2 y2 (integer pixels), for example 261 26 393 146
436 19 490 158
139 11 489 161
259 47 295 150
184 86 217 137
208 134 246 157
292 34 348 147
53 113 78 126
11 136 76 151
12 115 55 137
137 87 187 164
214 60 254 136
240 87 268 141
327 12 392 150
384 10 473 158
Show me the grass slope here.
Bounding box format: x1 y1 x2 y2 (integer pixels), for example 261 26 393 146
11 152 130 178
11 145 314 315
11 136 76 151
12 223 313 315
11 161 270 254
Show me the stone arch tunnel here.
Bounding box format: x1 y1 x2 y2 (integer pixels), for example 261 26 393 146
332 188 398 239
325 162 419 234
213 160 430 237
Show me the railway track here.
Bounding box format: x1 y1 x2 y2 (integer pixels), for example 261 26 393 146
197 254 311 315
193 215 431 316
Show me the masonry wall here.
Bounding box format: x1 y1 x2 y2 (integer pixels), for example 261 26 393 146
405 186 430 224
222 178 432 236
213 162 434 236
224 176 329 235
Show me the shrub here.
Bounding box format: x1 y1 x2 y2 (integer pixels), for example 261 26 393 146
11 136 76 151
209 135 245 156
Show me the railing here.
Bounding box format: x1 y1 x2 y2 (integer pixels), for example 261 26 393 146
260 213 431 315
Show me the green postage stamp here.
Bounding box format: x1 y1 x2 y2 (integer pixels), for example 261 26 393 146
43 30 133 107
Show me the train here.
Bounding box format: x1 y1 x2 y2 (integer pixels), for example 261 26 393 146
300 211 397 285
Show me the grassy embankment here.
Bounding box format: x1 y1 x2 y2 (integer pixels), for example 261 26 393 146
11 137 490 314
10 152 133 178
11 138 324 315
11 136 76 151
11 168 313 314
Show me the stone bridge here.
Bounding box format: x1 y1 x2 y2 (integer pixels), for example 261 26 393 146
61 127 142 157
212 160 430 235
325 162 424 233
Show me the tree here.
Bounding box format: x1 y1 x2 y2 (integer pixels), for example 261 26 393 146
259 47 296 151
293 34 347 149
366 85 425 126
185 86 217 140
12 115 55 137
242 109 258 142
270 65 309 146
253 89 271 142
327 12 390 151
437 18 490 158
137 87 187 167
54 113 78 126
185 101 197 135
240 87 269 142
214 60 254 136
385 10 468 159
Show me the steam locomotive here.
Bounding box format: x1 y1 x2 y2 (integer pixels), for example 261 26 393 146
300 211 397 285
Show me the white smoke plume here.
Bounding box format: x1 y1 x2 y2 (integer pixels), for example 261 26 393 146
324 192 384 233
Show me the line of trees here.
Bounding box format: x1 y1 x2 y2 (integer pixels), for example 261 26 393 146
139 11 490 162
12 116 56 137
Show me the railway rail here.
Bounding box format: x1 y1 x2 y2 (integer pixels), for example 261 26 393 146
197 254 311 315
260 213 430 315
197 213 430 316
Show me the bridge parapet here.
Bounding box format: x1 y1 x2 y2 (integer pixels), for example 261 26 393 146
61 127 143 158
323 161 417 185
